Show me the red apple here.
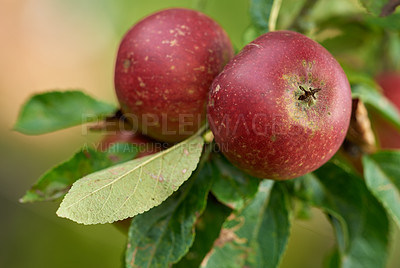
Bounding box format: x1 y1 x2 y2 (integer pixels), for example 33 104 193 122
374 72 400 149
114 8 234 143
208 31 352 180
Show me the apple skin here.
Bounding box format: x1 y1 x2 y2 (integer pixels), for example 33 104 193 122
208 31 352 180
374 72 400 149
115 8 234 143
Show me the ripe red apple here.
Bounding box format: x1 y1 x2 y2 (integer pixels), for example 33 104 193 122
373 72 400 149
208 31 352 180
114 8 234 143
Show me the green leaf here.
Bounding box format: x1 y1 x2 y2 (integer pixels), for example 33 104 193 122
243 0 277 45
14 90 116 135
242 25 262 46
210 153 260 210
201 181 292 268
323 247 341 268
174 196 232 268
366 14 400 30
352 84 400 130
56 135 204 224
359 0 387 16
344 67 380 89
294 162 390 268
387 31 400 71
317 16 375 53
249 0 275 32
20 143 139 203
125 161 214 268
363 151 400 229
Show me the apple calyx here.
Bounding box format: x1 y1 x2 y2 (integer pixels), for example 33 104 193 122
298 85 321 106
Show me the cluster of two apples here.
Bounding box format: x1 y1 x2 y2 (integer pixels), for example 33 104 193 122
110 8 352 180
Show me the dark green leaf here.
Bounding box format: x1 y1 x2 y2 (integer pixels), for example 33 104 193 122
201 181 291 268
174 196 232 268
366 14 400 30
242 25 262 46
323 247 341 268
315 15 383 73
317 16 375 53
344 67 380 89
20 143 138 203
243 0 277 46
57 135 204 224
249 0 275 31
387 32 400 70
125 162 214 268
359 0 387 16
352 84 400 130
14 90 116 135
294 162 390 268
210 153 260 210
363 151 400 228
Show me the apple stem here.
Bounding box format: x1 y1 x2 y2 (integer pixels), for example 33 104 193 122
298 85 320 106
269 0 283 32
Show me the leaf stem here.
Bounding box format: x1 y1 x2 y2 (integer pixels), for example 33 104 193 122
194 122 208 137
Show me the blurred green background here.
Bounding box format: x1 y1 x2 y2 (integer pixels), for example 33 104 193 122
1 0 399 267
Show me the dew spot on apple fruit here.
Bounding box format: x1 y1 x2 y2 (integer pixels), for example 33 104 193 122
194 66 205 71
137 77 146 88
123 59 131 70
270 135 277 142
307 73 314 84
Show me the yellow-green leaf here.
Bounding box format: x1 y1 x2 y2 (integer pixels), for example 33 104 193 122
56 135 204 224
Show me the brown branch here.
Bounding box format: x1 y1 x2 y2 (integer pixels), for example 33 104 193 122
380 0 400 17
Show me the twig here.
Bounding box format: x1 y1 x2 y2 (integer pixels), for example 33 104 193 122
380 0 400 17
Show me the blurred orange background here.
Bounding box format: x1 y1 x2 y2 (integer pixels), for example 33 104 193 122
1 0 398 267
